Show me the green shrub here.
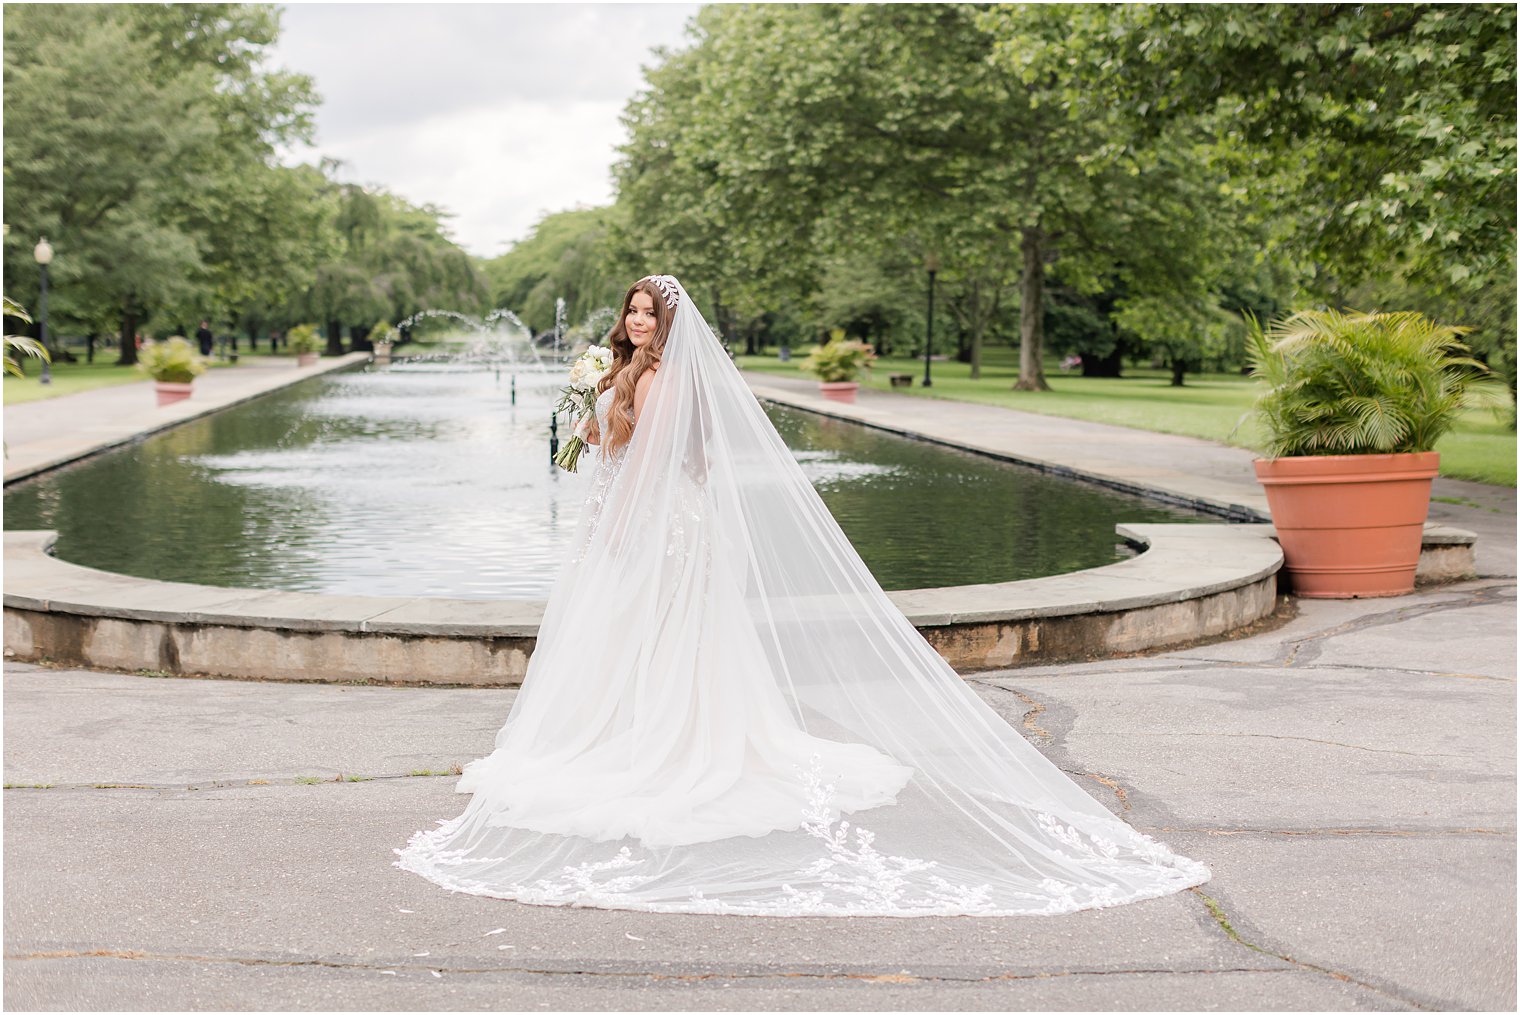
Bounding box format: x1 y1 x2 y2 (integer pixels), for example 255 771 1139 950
801 332 877 383
135 336 207 384
369 320 396 345
1245 308 1508 458
286 323 323 355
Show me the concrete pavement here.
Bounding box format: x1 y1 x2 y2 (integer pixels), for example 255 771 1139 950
4 357 1514 1010
4 575 1513 1010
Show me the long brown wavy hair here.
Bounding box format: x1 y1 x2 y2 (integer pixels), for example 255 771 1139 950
597 277 673 457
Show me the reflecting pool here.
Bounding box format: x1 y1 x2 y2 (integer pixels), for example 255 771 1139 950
3 360 1207 598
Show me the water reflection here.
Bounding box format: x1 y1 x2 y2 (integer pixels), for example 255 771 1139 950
4 360 1205 598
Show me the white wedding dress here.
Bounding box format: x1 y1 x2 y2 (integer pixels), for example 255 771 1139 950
395 275 1209 916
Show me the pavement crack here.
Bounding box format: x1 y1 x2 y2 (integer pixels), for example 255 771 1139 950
1067 770 1131 812
1278 582 1515 670
1153 826 1510 838
1125 732 1476 759
1193 889 1434 1010
2 948 1297 986
1005 687 1052 743
3 771 462 793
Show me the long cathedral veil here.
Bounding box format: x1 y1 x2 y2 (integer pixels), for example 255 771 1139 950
394 276 1209 915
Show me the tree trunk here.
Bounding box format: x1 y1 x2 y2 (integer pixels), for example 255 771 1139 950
1081 343 1124 377
969 278 984 380
247 324 259 351
86 332 96 365
1170 357 1186 387
1014 227 1050 391
351 325 373 352
116 304 138 367
324 320 344 356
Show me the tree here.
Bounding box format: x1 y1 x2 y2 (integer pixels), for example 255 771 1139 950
483 207 625 334
1033 2 1517 392
2 3 319 364
3 6 211 363
616 4 1255 391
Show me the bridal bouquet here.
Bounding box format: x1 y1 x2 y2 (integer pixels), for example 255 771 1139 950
552 344 614 473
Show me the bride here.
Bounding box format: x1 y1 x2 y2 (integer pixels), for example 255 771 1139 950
394 274 1209 916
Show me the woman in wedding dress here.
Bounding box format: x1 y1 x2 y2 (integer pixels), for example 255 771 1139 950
394 275 1209 916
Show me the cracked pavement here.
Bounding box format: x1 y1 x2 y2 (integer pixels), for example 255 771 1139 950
4 564 1515 1008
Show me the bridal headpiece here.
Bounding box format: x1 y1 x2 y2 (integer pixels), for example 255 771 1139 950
640 274 681 311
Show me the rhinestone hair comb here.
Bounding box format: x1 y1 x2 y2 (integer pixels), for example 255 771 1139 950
641 274 680 310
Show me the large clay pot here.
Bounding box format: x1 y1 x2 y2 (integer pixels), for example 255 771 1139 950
297 352 318 367
1254 451 1439 598
819 381 859 404
154 381 193 407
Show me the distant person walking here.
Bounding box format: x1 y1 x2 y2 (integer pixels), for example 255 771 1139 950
195 321 214 357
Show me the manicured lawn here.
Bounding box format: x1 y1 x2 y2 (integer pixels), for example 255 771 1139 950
4 343 324 405
738 346 1517 486
3 356 244 405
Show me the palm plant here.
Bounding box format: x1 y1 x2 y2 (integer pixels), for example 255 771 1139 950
1245 308 1507 458
3 295 49 378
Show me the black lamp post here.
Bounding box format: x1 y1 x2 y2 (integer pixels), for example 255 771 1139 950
34 236 54 385
922 252 939 388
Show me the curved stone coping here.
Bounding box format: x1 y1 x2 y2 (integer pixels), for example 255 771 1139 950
3 522 1284 682
4 524 1277 635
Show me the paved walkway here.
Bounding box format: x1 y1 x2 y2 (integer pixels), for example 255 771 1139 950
2 352 371 484
3 360 1515 1009
4 578 1514 1009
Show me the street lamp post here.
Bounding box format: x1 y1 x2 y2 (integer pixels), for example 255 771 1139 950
922 252 939 388
34 237 54 385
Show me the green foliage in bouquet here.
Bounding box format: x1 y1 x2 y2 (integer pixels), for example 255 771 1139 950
1245 308 1507 459
135 336 207 384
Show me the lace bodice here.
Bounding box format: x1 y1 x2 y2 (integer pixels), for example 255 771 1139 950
593 386 621 442
572 388 633 564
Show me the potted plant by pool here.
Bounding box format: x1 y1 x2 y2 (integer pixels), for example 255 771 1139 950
1245 307 1503 598
370 320 395 362
287 323 322 367
136 336 207 407
801 330 877 404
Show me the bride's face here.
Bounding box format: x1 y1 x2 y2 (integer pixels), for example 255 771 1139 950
626 291 657 348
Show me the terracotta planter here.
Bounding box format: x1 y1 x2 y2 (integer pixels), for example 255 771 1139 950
154 381 194 407
1254 451 1439 598
819 381 859 404
296 352 318 367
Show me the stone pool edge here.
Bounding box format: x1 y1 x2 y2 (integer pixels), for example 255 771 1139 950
4 523 1284 683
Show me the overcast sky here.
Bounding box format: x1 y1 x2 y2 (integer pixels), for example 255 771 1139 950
265 2 703 258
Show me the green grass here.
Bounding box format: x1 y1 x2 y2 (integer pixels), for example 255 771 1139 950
740 345 1516 486
3 343 304 405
